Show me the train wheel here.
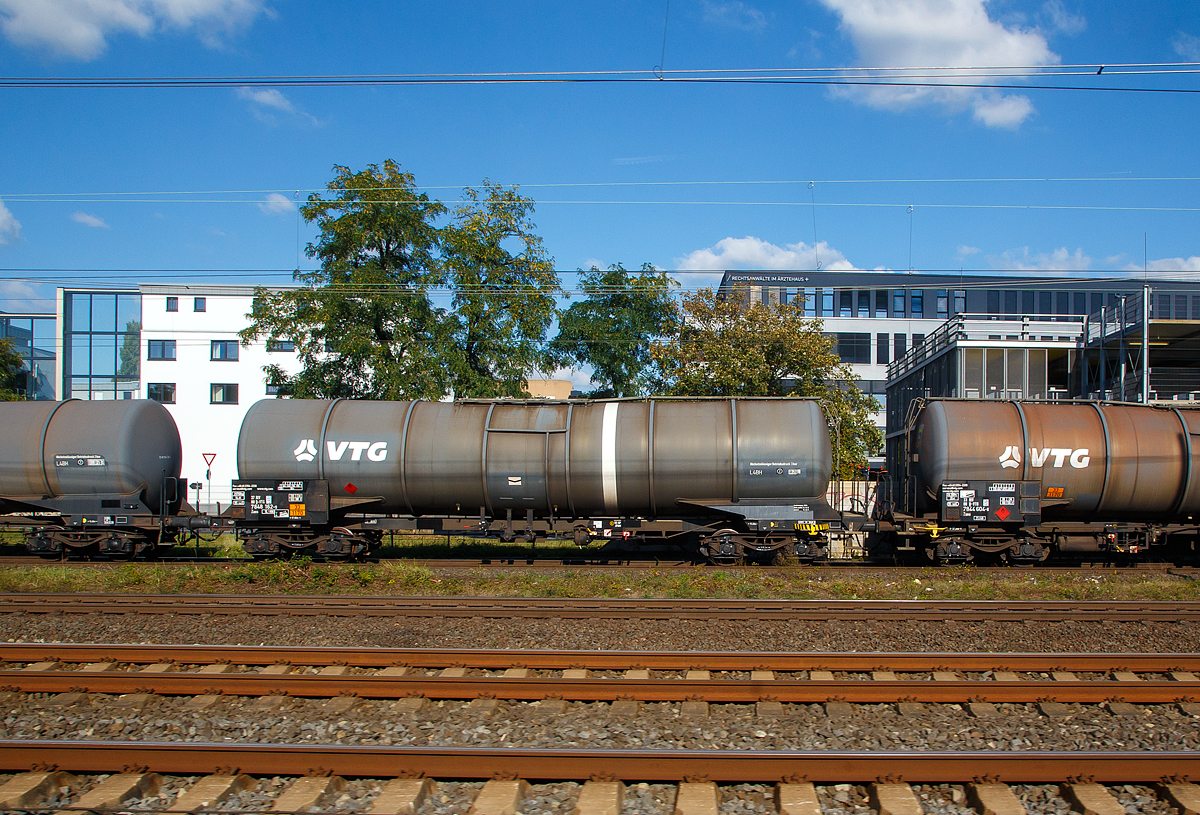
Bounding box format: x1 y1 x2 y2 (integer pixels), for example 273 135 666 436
703 528 744 565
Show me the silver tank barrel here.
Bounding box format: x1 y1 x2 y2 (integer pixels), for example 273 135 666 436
915 400 1200 519
237 398 833 518
0 400 182 508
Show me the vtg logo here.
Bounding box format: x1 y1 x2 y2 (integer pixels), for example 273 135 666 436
293 440 388 462
998 446 1090 469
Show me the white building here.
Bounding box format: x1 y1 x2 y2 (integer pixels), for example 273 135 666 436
139 284 303 510
59 284 302 510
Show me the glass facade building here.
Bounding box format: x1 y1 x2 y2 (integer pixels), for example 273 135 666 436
62 290 141 400
0 313 57 400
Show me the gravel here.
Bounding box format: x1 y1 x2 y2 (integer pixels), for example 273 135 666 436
5 694 1197 753
21 774 1191 814
1 612 1198 653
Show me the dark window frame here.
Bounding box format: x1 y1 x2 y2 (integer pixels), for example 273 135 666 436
210 383 239 405
165 296 178 312
266 339 295 352
147 339 176 361
210 340 239 361
194 297 206 312
147 383 176 404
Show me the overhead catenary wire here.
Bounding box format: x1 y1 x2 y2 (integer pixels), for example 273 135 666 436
4 61 1200 89
6 176 1200 197
4 198 1200 212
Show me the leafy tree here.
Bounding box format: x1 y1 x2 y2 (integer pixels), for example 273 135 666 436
0 338 24 401
119 319 141 377
548 263 679 398
241 160 452 400
651 288 882 477
441 182 562 397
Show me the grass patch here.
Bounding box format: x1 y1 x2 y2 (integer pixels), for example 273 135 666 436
0 561 1195 601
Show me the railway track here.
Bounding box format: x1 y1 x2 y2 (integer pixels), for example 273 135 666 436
3 644 1200 707
4 553 1198 574
0 742 1197 815
3 592 1200 621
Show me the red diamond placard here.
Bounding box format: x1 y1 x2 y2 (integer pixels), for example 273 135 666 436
344 483 358 494
995 506 1010 521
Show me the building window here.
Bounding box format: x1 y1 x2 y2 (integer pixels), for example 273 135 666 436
266 383 290 396
894 333 907 358
147 383 176 403
876 333 890 365
911 290 924 317
821 290 834 315
954 290 966 314
166 297 178 312
987 290 1000 315
147 339 176 360
875 290 888 318
892 291 906 317
1004 290 1018 317
1056 291 1070 317
1091 292 1104 314
1075 292 1089 315
839 290 852 317
835 333 871 364
914 333 926 348
266 339 295 352
211 383 238 404
63 291 141 401
1023 291 1036 315
1158 294 1172 319
857 290 870 317
194 297 206 312
1039 291 1052 314
211 340 239 361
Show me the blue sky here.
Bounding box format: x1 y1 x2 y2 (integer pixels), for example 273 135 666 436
1 0 1199 317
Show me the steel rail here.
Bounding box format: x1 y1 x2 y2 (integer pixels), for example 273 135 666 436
3 593 1200 620
3 670 1196 704
4 557 1195 575
0 741 1195 783
3 643 1200 671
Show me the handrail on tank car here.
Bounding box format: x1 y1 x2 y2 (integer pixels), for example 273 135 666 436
454 395 825 405
913 396 1198 408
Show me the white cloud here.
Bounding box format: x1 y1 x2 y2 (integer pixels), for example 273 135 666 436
546 366 595 394
71 211 110 228
1038 0 1085 35
701 0 767 32
956 244 981 257
1174 31 1200 60
0 279 42 312
612 155 668 166
675 235 870 272
236 86 294 112
817 0 1059 129
672 235 888 290
1118 256 1200 279
993 246 1091 271
0 0 268 60
0 198 20 245
235 86 319 125
257 192 295 215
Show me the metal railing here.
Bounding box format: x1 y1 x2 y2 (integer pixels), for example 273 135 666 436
887 313 1085 381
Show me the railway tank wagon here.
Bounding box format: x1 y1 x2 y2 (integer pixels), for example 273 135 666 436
876 398 1200 562
232 397 838 562
0 399 201 557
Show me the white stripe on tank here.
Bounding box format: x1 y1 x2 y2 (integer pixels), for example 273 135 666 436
601 402 619 514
